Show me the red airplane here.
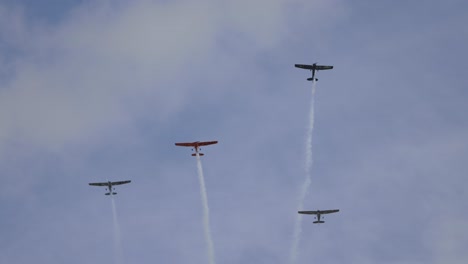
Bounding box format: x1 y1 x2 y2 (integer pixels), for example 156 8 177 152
175 141 218 156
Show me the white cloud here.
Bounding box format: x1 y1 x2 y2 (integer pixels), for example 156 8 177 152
424 217 468 264
5 1 467 264
0 0 346 153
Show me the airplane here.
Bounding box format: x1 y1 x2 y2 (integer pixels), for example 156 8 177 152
298 209 339 224
175 141 218 156
89 180 131 195
295 63 333 81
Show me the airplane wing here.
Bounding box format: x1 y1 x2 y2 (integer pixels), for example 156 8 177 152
315 65 333 70
175 142 197 147
294 64 314 70
175 141 218 147
197 141 218 146
89 182 108 186
111 180 131 185
298 209 339 215
319 209 339 214
298 210 320 215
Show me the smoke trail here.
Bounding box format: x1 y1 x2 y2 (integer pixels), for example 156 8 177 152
195 154 216 264
289 80 317 264
304 80 317 179
111 196 125 264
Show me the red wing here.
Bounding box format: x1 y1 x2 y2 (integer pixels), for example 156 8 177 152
197 141 218 146
175 141 218 147
175 142 197 147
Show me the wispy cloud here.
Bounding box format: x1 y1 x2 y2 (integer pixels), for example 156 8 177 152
1 1 467 264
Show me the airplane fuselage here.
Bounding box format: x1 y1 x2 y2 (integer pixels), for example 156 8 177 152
191 145 204 157
105 181 117 195
313 213 324 224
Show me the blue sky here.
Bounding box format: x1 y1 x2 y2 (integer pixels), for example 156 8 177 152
1 0 467 263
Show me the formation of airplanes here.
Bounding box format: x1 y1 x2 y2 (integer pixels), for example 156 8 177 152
294 62 339 223
88 141 218 195
295 63 333 81
89 62 339 224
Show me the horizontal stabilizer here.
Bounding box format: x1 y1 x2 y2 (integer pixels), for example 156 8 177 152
191 153 205 156
313 221 325 224
105 193 110 195
307 78 318 81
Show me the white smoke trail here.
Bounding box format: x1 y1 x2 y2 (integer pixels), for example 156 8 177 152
111 196 125 264
289 79 317 264
304 80 317 178
195 154 216 264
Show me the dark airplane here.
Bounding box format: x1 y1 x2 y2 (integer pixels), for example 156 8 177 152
298 209 339 224
89 180 131 195
295 63 333 81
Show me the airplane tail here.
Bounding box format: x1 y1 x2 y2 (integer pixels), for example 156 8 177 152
191 153 205 156
313 221 325 224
